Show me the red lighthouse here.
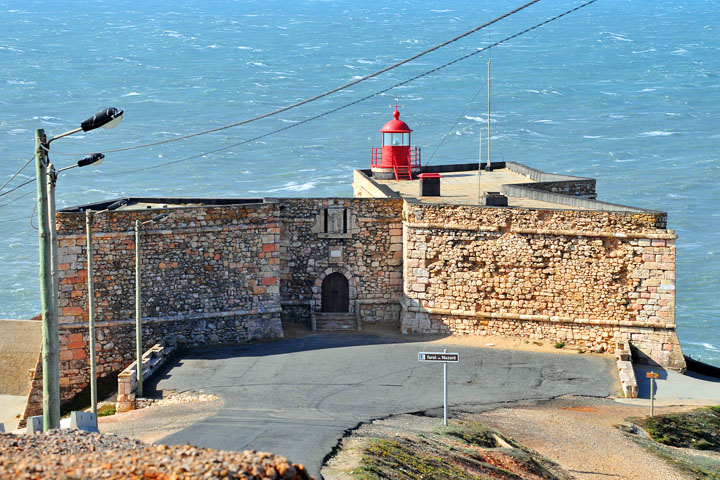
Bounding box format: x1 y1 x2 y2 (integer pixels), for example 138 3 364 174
371 104 421 180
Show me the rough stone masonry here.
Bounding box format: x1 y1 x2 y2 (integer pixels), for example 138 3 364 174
20 162 684 421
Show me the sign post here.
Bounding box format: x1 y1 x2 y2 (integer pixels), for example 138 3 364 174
646 371 659 417
418 349 460 426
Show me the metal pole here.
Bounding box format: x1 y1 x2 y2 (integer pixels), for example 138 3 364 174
650 376 655 417
135 220 143 398
486 58 491 172
35 129 60 431
478 131 482 202
85 211 98 416
443 348 448 426
47 165 61 426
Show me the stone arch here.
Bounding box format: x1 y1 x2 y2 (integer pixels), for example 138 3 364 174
314 268 357 313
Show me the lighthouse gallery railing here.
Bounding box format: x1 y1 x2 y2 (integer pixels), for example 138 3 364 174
370 146 421 168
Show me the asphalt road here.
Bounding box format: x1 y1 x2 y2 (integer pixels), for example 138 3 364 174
151 333 616 478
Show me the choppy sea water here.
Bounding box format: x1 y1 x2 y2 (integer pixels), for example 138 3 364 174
1 1 718 364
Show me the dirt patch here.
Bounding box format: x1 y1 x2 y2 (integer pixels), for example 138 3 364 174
322 414 571 480
324 397 704 480
476 396 694 480
98 395 223 443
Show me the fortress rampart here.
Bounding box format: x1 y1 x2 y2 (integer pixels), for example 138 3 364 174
21 162 684 421
23 197 404 420
401 201 682 369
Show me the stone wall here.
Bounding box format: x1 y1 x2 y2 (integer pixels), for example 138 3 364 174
401 201 684 370
22 184 685 421
277 198 404 324
43 202 284 408
24 196 405 418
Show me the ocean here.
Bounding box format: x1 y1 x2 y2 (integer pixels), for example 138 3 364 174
1 0 718 364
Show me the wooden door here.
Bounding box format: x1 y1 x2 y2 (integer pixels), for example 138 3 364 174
322 273 349 313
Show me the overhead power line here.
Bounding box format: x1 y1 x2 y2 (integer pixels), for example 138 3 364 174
0 178 35 198
49 0 543 157
0 156 34 195
108 0 598 175
0 190 35 209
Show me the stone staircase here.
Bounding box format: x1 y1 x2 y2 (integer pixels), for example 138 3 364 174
314 313 358 332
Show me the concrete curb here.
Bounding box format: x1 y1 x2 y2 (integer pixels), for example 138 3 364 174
615 337 638 398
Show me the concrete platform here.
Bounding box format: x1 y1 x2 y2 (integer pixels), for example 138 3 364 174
615 363 720 407
0 394 27 430
0 319 41 396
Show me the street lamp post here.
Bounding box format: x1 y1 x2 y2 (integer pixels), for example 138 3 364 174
85 199 127 417
135 212 169 398
34 107 123 431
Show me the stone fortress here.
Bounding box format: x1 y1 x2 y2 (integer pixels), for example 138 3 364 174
22 107 684 420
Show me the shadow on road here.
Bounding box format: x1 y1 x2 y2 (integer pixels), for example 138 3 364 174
144 326 452 398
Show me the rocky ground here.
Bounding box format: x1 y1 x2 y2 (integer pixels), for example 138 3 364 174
0 429 313 479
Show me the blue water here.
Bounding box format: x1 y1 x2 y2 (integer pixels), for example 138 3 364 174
1 1 718 363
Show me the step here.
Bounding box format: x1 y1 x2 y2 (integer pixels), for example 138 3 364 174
315 313 358 331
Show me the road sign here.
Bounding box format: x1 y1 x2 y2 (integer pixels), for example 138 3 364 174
646 371 659 417
418 352 459 362
418 349 460 426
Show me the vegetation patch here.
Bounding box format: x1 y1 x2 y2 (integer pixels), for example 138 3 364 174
621 407 720 479
97 404 116 417
443 421 502 448
356 438 480 480
351 419 570 480
636 406 720 451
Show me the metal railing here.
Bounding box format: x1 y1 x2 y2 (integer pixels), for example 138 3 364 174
370 147 421 168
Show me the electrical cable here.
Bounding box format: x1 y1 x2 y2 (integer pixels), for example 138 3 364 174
28 202 38 231
47 0 543 157
0 190 35 209
0 214 33 224
0 156 34 194
107 0 598 175
0 178 35 198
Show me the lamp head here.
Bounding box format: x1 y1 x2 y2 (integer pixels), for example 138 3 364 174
81 107 124 132
77 153 105 168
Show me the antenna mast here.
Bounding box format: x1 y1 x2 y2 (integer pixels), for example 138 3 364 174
486 57 492 172
478 118 483 201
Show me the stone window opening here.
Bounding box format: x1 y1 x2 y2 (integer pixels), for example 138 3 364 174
324 207 347 235
314 206 357 239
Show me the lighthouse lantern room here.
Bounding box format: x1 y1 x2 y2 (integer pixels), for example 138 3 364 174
370 104 421 180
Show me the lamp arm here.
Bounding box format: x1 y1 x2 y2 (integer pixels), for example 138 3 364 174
56 163 79 174
47 127 83 145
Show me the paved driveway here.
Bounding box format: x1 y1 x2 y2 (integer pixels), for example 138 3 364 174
152 333 616 477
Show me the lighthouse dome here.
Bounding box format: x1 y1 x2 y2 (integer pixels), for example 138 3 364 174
380 108 412 133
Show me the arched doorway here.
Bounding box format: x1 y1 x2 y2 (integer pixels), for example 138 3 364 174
322 273 349 313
